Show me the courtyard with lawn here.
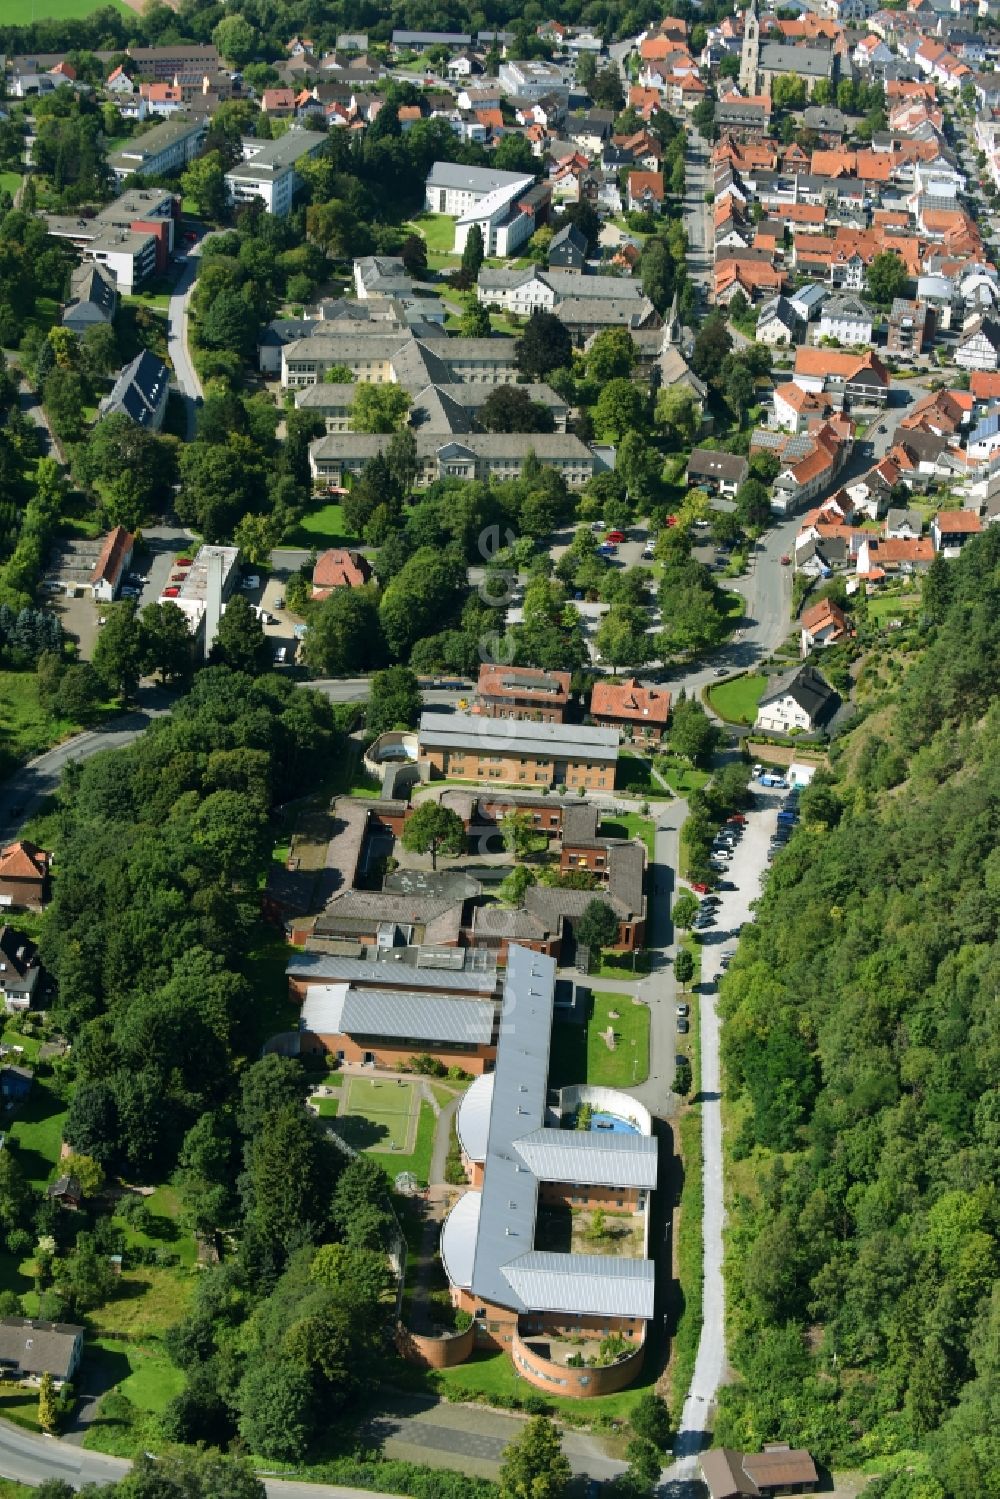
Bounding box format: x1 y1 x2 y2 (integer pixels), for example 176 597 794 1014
549 991 649 1090
282 500 358 550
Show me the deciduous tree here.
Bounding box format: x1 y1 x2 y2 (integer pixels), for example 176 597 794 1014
400 801 465 870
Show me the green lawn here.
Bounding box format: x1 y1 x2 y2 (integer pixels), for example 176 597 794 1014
111 1185 198 1271
431 1348 655 1424
370 1099 435 1186
0 1388 41 1434
0 670 87 783
654 754 712 797
405 212 459 254
615 753 672 799
8 1081 68 1190
83 1337 183 1458
707 672 767 725
549 992 650 1090
282 501 359 549
599 812 655 861
0 172 21 199
722 590 745 628
4 0 132 15
87 1265 195 1340
866 592 920 623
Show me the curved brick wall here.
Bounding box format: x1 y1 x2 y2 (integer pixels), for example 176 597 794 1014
396 1320 476 1369
511 1331 645 1397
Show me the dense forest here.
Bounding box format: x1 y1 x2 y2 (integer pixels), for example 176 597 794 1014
715 531 1000 1498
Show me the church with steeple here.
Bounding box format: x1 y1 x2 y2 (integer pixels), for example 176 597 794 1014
736 0 835 99
739 0 760 95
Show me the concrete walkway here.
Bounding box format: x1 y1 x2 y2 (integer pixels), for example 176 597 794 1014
429 1093 461 1185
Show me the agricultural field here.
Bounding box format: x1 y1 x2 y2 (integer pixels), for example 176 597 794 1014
4 0 133 18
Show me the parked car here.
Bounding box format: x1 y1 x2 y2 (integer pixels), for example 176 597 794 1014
274 594 285 609
700 895 722 907
176 556 193 567
677 1017 690 1034
714 666 728 677
781 554 791 565
605 529 625 543
676 1003 690 1017
727 814 747 825
690 881 710 895
241 575 261 591
274 646 287 664
162 586 180 597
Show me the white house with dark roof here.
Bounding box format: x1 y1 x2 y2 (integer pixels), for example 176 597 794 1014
755 664 840 734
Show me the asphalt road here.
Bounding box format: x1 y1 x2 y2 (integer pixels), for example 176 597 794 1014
664 784 781 1481
0 1414 414 1496
166 256 203 441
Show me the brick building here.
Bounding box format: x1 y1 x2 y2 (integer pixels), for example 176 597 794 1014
590 678 671 745
418 712 619 790
436 948 657 1396
0 842 50 911
475 664 572 723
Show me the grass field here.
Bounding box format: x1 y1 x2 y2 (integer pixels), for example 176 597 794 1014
866 592 920 624
405 212 459 254
550 992 650 1090
707 672 768 725
0 669 90 783
0 173 21 200
88 1264 195 1341
4 0 132 16
332 1076 420 1153
282 501 359 549
653 753 712 797
8 1080 68 1190
599 812 656 861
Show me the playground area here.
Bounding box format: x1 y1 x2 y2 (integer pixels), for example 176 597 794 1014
331 1075 422 1155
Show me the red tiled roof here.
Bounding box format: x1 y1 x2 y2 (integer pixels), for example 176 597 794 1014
312 549 372 591
935 510 981 533
477 664 571 705
91 526 134 589
591 677 671 727
0 842 49 882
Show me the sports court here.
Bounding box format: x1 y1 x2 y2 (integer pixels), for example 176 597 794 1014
332 1076 421 1154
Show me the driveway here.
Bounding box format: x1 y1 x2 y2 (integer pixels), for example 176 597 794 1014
665 785 781 1479
136 522 194 609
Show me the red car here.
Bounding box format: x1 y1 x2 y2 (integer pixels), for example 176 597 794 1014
728 814 747 825
780 554 791 565
162 586 180 597
184 230 198 242
176 556 192 566
605 529 625 543
690 881 710 895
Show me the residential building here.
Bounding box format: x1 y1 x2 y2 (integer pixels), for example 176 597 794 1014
547 223 587 271
477 265 644 319
46 186 177 293
792 348 890 406
0 1320 84 1388
418 712 619 790
590 678 671 744
475 665 572 723
99 352 169 431
931 509 982 554
0 841 50 911
886 297 932 356
61 262 117 335
756 296 802 348
818 296 874 345
800 597 853 654
626 170 664 213
108 113 207 181
0 1066 33 1103
956 315 1000 371
701 1445 819 1499
755 664 840 734
0 926 44 1012
686 449 748 496
438 947 657 1395
225 130 326 215
311 549 372 598
90 526 135 602
158 543 240 647
789 283 828 323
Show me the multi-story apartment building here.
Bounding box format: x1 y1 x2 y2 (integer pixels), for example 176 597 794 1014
225 130 326 216
109 114 208 182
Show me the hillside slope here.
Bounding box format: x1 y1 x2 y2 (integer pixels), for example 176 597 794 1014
715 533 1000 1499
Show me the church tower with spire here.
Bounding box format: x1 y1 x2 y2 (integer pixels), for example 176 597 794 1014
739 0 760 95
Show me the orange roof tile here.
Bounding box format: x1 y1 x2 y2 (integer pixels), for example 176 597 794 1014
591 677 671 727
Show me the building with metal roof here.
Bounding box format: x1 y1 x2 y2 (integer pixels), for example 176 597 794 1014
435 946 657 1396
418 712 619 791
300 983 496 1049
